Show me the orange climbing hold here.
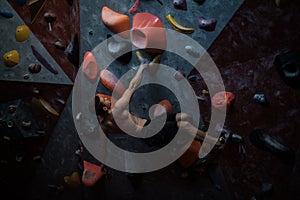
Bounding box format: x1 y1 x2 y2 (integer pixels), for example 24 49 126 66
82 160 105 187
101 6 130 38
99 69 126 98
153 99 172 118
178 140 202 168
82 51 99 82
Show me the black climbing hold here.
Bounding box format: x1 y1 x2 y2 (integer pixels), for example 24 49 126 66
249 129 295 165
253 93 268 105
274 50 300 89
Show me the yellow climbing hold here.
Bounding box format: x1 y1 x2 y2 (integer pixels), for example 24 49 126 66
32 97 60 116
28 0 40 5
135 51 144 63
64 172 80 189
16 25 30 42
3 50 19 67
202 89 209 94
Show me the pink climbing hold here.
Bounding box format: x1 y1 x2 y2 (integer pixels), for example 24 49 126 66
212 91 235 111
128 0 140 13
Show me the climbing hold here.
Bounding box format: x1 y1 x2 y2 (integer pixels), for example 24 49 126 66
274 0 289 7
128 0 140 13
21 120 32 130
32 155 42 161
55 41 65 50
64 172 80 189
185 45 200 58
15 151 26 162
174 70 185 81
28 63 42 73
100 69 126 98
253 93 268 105
188 74 199 82
212 91 235 111
75 112 81 121
7 105 17 114
250 129 295 164
44 12 56 31
132 13 166 54
178 140 202 168
153 99 172 118
23 73 30 80
82 160 105 187
6 120 14 128
274 50 300 89
101 6 130 38
107 34 132 65
135 51 149 64
16 25 30 42
31 45 58 74
202 89 209 94
88 28 94 35
32 97 60 116
56 98 66 105
198 16 217 32
66 33 79 67
33 87 39 95
147 54 161 74
196 95 205 101
3 50 19 67
82 51 99 82
0 7 13 18
216 125 243 144
36 129 46 135
172 0 187 11
166 14 194 34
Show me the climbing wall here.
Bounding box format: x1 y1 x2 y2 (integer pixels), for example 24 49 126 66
0 1 79 198
0 0 249 199
80 0 244 118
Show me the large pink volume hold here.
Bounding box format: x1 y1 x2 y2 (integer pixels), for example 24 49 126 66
131 12 166 54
